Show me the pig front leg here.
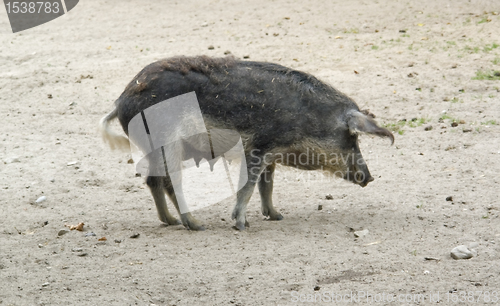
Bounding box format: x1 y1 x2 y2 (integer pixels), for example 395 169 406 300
146 176 181 226
231 157 266 230
258 163 283 221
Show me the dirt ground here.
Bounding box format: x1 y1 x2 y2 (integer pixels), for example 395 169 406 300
1 0 499 305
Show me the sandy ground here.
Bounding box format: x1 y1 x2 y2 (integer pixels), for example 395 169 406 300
1 0 500 305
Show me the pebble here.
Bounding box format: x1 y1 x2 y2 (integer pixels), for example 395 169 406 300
71 248 83 252
463 128 472 133
446 196 453 201
354 229 369 238
42 282 50 287
4 157 20 164
243 55 250 59
451 245 474 259
58 229 69 236
424 257 440 261
77 252 88 257
207 45 214 50
130 233 140 238
325 194 333 200
317 204 323 211
85 232 96 237
66 161 78 166
35 196 47 203
424 125 433 131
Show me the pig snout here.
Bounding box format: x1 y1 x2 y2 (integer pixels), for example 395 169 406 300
356 172 374 187
351 153 374 187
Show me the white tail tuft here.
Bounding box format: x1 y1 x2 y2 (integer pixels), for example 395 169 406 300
99 108 130 151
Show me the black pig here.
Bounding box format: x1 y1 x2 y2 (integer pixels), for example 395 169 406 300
100 56 393 230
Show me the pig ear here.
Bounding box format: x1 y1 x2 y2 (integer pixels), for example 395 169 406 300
347 110 394 145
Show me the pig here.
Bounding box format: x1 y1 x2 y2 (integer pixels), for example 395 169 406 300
99 55 394 231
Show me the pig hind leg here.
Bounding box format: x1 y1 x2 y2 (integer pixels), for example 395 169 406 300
146 176 181 226
161 175 206 231
258 163 283 221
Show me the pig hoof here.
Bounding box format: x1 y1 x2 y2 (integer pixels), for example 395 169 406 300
166 218 182 225
269 213 283 221
262 208 283 221
185 223 206 231
181 219 206 231
233 221 246 231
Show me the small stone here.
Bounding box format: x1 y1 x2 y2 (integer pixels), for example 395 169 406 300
325 194 333 200
207 45 215 50
130 233 140 238
451 245 474 259
135 173 141 177
446 196 453 201
424 125 433 131
127 158 134 164
451 122 458 127
354 229 369 238
463 128 472 133
50 178 55 183
71 248 83 252
4 157 20 164
224 50 231 55
114 239 122 243
243 55 250 59
35 196 47 203
314 285 321 291
67 161 78 166
317 204 323 211
58 229 69 236
42 282 50 287
77 252 88 257
85 232 96 237
459 120 465 124
424 257 440 261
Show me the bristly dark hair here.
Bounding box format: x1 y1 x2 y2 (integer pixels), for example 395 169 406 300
158 55 237 75
124 56 237 94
